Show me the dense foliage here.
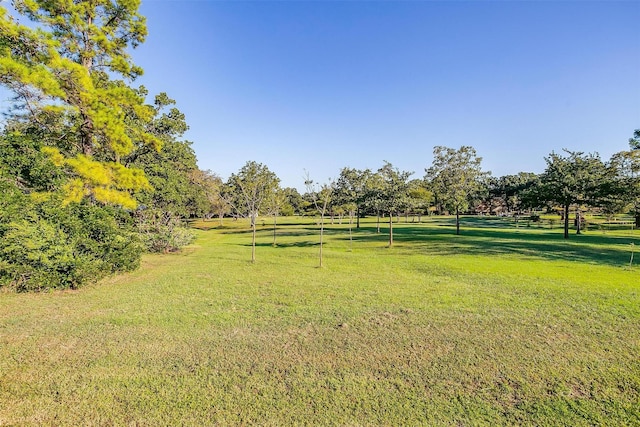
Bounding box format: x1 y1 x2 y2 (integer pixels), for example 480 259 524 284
0 1 200 290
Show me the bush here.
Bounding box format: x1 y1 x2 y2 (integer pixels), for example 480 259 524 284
0 218 78 291
135 209 195 253
0 132 144 291
0 198 142 291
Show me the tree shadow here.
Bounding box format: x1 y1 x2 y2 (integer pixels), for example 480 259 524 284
242 241 320 248
337 223 638 267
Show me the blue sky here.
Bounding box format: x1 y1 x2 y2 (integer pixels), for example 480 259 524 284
5 1 640 190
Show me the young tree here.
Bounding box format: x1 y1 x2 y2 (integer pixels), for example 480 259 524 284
305 173 334 268
265 187 287 246
1 1 161 208
377 161 412 247
227 161 279 262
425 146 488 235
538 150 607 239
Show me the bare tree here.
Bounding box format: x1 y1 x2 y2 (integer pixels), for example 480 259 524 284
265 187 287 246
305 172 334 268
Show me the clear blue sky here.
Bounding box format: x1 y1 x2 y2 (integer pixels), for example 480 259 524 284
8 1 640 190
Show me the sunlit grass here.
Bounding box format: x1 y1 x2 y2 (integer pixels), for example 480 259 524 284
0 216 638 425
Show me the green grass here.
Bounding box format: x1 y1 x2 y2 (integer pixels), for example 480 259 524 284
1 216 638 425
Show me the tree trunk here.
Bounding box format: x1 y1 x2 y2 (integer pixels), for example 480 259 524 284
79 18 95 158
319 214 324 268
356 207 360 229
273 214 277 246
576 209 581 235
251 217 257 262
635 209 640 228
376 212 380 233
456 208 460 235
388 211 393 247
219 212 224 226
563 204 569 239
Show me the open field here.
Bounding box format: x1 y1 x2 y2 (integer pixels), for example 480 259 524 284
1 216 638 425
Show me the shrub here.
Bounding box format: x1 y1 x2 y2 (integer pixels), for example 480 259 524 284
0 199 142 291
135 209 195 253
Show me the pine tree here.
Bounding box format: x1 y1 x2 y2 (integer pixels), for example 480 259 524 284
0 1 161 208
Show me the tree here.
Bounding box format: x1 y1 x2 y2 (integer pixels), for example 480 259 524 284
377 161 412 247
538 150 607 239
425 146 488 235
609 149 640 227
488 172 539 215
334 167 371 229
265 187 287 246
210 185 232 225
407 179 433 222
281 187 305 216
0 1 161 208
305 173 334 268
202 172 228 224
227 161 279 262
124 94 204 217
188 169 224 221
364 171 385 233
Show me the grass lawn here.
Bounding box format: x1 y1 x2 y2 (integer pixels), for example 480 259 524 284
1 216 638 425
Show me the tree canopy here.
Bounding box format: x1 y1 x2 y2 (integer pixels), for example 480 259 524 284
227 161 279 262
537 150 607 238
425 146 487 235
1 0 160 208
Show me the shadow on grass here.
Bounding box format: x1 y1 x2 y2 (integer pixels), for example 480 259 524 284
338 223 637 267
241 241 321 248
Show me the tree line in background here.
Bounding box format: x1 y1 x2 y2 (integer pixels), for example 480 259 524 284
215 137 639 265
0 1 638 290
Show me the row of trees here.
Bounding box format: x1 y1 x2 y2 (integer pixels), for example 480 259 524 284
213 135 639 265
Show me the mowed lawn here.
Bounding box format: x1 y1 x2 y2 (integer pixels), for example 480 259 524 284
1 216 638 425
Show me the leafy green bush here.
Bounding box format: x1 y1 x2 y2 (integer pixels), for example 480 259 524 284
0 198 142 291
0 218 77 291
